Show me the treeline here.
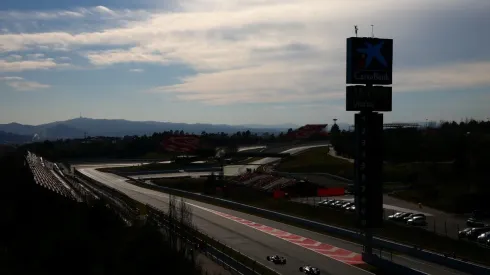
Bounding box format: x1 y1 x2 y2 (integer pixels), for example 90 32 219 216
21 129 328 161
0 151 202 275
331 119 490 189
331 119 490 162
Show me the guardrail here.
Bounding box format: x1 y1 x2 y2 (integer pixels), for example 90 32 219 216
74 169 280 275
362 253 429 275
119 177 490 275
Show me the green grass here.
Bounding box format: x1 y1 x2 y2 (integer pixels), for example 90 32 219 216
276 147 458 183
277 147 354 178
145 178 490 266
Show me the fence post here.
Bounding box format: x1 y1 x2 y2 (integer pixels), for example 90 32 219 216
445 220 448 236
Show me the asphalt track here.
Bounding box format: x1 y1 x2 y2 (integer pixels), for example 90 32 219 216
74 144 469 275
76 165 468 275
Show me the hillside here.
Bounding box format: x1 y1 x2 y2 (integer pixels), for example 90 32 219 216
0 118 294 140
0 131 32 144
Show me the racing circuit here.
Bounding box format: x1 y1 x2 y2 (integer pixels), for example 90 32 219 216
72 143 472 275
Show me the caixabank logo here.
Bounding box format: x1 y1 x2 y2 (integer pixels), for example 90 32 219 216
346 37 393 85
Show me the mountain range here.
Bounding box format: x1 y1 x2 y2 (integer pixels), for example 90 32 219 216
0 118 308 142
0 117 359 144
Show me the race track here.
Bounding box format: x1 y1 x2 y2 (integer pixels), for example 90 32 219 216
74 144 468 275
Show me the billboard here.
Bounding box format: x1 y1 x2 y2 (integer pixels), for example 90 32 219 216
346 85 392 111
161 135 200 153
289 124 328 139
346 37 393 85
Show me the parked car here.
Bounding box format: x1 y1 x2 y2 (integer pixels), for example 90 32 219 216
477 232 490 244
466 218 486 227
403 213 424 222
388 212 404 220
324 200 338 207
392 212 413 221
347 205 356 212
318 199 330 206
458 227 474 239
407 216 427 226
341 202 354 210
467 227 490 241
331 201 345 208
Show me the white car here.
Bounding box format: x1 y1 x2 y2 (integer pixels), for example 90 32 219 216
407 216 427 226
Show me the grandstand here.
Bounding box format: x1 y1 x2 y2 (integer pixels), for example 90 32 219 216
26 152 82 202
26 151 139 225
383 123 420 129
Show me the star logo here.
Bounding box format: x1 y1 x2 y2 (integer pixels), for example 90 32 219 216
356 41 387 69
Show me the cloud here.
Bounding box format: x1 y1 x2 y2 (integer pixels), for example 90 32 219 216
0 76 50 91
0 1 488 104
93 6 116 16
0 58 64 72
396 62 490 92
0 76 23 81
6 54 23 61
26 53 46 59
0 6 149 21
129 68 144 73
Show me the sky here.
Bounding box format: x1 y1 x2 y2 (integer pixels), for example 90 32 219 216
0 0 489 126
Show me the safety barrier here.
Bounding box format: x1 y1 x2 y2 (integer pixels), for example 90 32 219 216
120 178 490 275
362 253 429 275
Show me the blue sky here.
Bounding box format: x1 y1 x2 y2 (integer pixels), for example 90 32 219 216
0 0 489 126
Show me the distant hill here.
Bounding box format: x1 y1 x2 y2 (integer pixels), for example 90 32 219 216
240 123 299 129
0 131 32 144
0 118 307 140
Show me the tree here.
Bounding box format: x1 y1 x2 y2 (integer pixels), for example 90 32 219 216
330 124 340 134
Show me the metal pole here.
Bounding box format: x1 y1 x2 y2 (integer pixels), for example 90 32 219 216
365 221 373 255
363 83 374 256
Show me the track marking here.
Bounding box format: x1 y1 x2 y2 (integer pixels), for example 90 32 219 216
187 202 365 265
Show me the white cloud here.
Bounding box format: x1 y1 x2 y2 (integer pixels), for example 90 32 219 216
0 76 23 81
0 58 61 72
129 68 144 73
396 62 490 92
0 1 488 104
0 6 149 21
0 76 50 91
6 54 22 61
26 53 45 59
93 6 116 16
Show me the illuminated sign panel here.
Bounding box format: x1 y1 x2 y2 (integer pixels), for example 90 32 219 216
346 37 393 85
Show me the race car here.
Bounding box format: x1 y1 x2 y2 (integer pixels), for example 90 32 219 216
299 265 320 275
266 255 287 264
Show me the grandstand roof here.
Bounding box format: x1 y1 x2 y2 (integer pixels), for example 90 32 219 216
383 123 419 129
349 123 420 130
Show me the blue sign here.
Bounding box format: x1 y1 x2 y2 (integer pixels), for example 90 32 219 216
346 37 393 85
